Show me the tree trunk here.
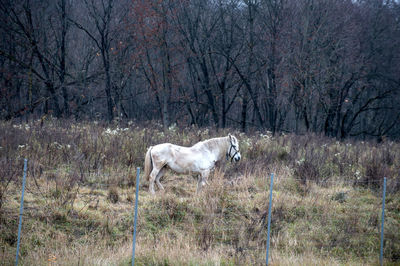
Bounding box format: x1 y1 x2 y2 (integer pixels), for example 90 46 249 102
60 0 69 117
241 92 248 132
103 56 114 121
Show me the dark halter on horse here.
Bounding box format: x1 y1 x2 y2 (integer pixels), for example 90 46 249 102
226 141 239 162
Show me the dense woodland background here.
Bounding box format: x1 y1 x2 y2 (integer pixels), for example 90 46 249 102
1 0 400 139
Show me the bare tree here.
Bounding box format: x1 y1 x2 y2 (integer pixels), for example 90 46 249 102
1 0 400 140
69 0 121 121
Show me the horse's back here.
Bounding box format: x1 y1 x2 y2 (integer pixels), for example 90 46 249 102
151 143 187 163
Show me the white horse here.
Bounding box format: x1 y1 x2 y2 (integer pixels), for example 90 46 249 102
144 134 241 194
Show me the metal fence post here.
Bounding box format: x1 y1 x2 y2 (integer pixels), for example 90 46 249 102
266 173 274 266
15 158 28 266
131 167 140 266
380 177 386 266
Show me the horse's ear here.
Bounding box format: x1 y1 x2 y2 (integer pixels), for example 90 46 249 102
228 134 232 140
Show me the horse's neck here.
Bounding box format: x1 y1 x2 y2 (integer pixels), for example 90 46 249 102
202 137 229 160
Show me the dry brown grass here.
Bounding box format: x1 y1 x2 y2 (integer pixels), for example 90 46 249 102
0 119 399 265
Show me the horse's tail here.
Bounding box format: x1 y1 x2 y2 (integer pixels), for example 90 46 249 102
144 146 153 181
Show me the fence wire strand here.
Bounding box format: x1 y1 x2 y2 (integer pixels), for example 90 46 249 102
1 169 389 184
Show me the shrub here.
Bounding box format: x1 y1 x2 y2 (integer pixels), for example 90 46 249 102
107 186 119 203
294 160 320 185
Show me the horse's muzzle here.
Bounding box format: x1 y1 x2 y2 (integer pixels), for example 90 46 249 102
234 155 241 162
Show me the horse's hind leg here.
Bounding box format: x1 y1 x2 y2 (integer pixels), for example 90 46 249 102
149 168 160 194
155 167 166 190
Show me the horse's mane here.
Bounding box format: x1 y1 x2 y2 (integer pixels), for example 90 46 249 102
198 136 229 150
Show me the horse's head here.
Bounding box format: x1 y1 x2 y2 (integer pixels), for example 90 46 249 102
227 134 241 162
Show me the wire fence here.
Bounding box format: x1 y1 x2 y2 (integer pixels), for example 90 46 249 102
2 163 389 185
7 159 393 265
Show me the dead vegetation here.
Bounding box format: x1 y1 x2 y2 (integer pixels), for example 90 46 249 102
0 119 399 265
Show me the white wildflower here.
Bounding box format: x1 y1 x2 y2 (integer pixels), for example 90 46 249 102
355 170 361 180
52 142 63 149
168 123 177 132
103 128 119 136
242 138 252 147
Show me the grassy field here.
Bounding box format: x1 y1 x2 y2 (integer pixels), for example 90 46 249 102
1 119 399 265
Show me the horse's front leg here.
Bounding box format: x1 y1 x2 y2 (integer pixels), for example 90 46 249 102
196 170 210 193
